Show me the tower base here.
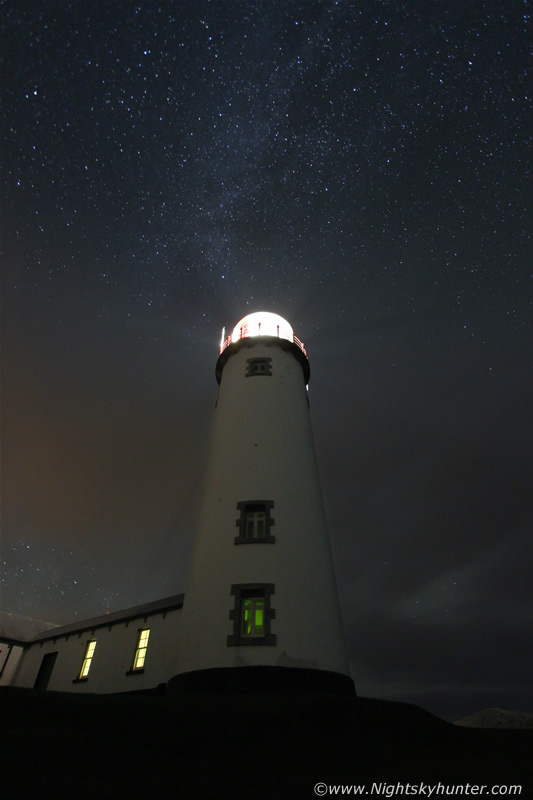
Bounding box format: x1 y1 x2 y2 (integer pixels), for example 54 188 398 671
167 666 355 695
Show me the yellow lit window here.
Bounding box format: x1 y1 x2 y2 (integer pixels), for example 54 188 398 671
132 629 150 670
79 640 96 679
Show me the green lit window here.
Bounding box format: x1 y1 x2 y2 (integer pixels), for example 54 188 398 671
78 640 96 679
227 584 276 646
132 629 150 670
235 501 275 544
242 597 265 637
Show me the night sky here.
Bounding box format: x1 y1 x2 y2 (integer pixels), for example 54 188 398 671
2 1 531 721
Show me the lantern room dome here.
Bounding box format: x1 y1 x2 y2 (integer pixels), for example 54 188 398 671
232 312 293 343
219 312 306 359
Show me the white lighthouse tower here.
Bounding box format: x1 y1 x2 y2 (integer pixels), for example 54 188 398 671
172 312 353 693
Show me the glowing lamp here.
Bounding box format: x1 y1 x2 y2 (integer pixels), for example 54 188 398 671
232 312 293 343
220 311 307 361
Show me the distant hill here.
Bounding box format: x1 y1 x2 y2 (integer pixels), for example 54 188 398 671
456 708 533 729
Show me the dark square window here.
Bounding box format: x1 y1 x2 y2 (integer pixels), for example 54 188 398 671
227 584 276 646
235 501 275 544
245 357 272 377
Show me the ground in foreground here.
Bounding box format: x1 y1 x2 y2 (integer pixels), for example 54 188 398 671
1 688 531 798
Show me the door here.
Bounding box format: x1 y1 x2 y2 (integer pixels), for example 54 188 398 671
33 652 58 691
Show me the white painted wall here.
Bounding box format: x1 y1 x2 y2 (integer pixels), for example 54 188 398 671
177 336 350 678
13 608 182 693
0 642 25 686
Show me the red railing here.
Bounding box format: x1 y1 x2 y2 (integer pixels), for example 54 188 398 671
293 336 307 357
219 332 307 358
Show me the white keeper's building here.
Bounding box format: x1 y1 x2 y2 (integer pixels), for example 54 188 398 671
3 312 354 695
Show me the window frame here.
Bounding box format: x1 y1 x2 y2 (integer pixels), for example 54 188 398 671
235 500 275 545
245 356 272 377
127 628 150 675
241 595 266 637
73 639 96 683
227 583 276 647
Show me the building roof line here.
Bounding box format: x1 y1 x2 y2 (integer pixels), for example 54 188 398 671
30 594 185 644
